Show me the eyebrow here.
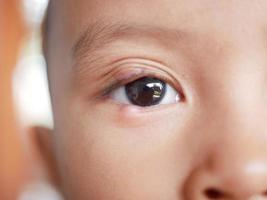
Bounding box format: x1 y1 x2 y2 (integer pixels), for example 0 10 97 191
72 20 191 61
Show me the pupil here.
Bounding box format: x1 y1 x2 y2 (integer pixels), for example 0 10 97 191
125 77 166 106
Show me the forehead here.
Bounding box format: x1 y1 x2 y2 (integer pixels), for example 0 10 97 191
49 0 267 61
57 0 267 34
46 0 267 81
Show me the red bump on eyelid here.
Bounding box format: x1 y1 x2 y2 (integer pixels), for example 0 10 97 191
115 68 143 80
114 104 145 126
119 105 141 117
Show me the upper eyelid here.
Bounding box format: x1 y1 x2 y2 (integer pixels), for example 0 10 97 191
71 20 230 92
100 65 184 100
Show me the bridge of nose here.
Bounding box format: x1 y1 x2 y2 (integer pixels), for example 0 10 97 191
187 114 267 199
184 82 267 199
180 8 267 197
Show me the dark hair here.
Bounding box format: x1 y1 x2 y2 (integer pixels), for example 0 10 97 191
42 1 51 61
42 1 53 90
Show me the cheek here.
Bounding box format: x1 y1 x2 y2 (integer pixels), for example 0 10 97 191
55 102 200 199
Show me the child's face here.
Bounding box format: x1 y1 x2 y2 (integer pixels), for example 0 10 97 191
46 0 267 199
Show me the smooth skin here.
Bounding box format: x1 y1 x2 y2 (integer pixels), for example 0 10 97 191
43 0 267 199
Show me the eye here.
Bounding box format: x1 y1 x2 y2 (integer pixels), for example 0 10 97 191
110 77 182 107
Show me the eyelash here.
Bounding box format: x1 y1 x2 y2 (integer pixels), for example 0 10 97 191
99 67 184 102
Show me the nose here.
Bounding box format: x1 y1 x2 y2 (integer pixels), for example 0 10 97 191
184 122 267 199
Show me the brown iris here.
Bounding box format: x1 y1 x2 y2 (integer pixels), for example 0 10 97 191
125 77 166 107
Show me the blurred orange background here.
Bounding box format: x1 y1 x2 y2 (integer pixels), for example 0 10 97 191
0 0 27 199
0 0 54 198
1 1 63 199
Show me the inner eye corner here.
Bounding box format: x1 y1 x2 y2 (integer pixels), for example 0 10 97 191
172 84 186 102
179 90 186 102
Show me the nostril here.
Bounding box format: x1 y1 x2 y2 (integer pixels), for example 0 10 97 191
204 188 226 199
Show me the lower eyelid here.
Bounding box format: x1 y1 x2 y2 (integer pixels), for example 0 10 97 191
106 97 181 114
